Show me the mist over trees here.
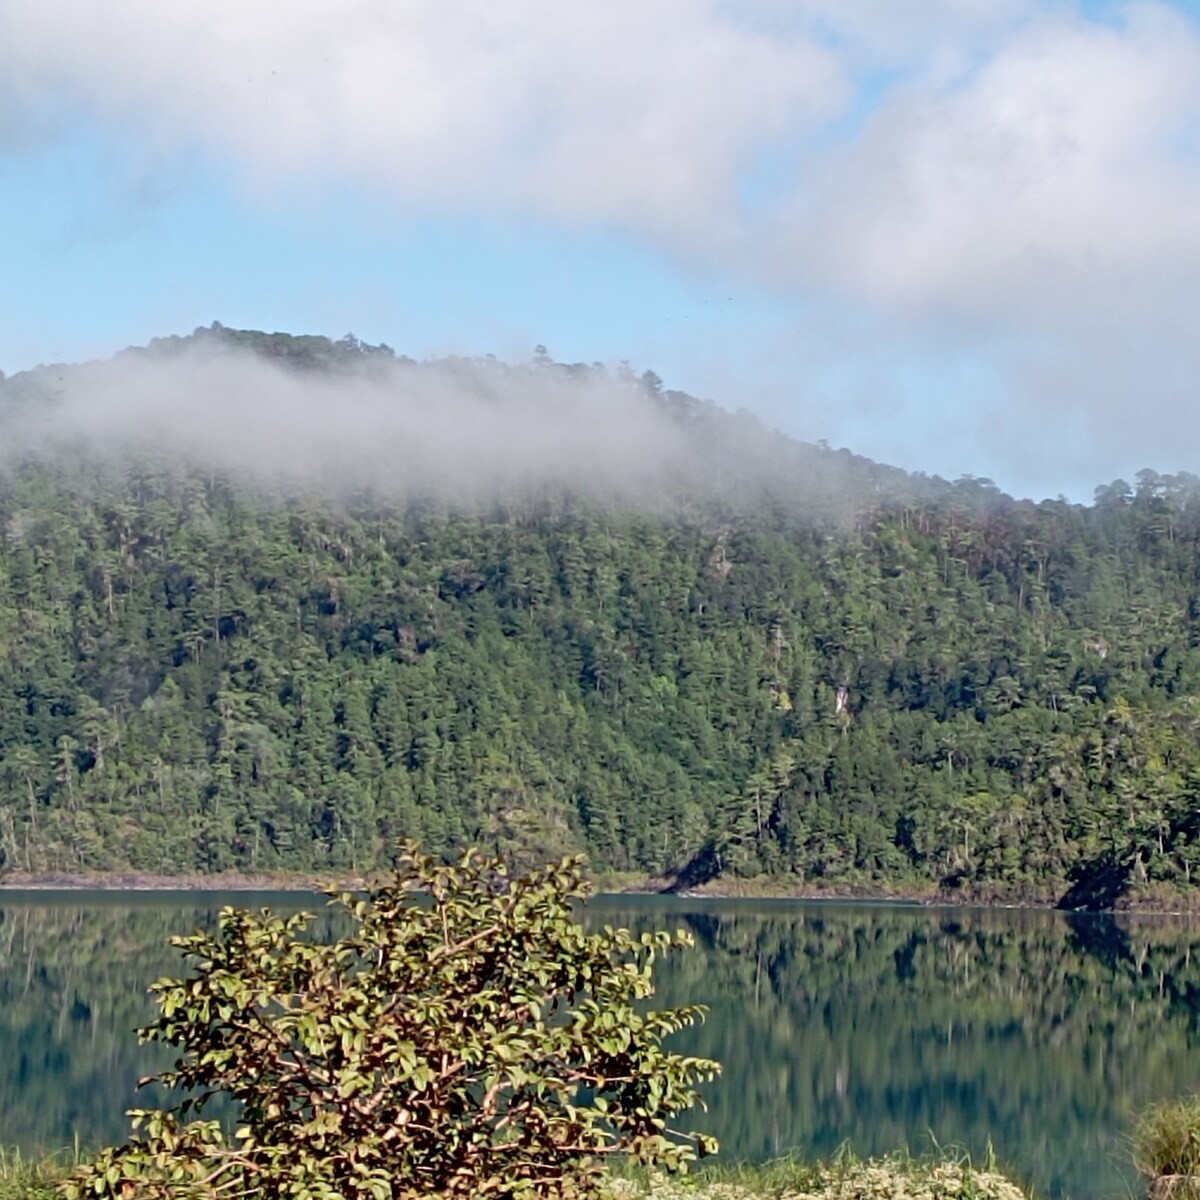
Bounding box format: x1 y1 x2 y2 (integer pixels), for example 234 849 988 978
2 326 1200 906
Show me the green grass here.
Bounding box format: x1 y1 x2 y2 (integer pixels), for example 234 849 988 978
1133 1096 1200 1197
0 1148 77 1200
0 1142 1035 1200
603 1146 1032 1200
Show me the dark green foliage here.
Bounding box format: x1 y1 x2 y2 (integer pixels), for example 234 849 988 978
61 845 718 1200
4 328 1200 904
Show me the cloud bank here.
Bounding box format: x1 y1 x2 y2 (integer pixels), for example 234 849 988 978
6 2 1196 296
0 0 840 260
0 343 696 502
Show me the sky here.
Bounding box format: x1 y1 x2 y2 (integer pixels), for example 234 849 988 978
4 0 1200 502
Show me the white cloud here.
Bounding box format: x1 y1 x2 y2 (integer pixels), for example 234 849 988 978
779 3 1200 322
6 0 1196 312
0 0 842 253
738 2 1200 496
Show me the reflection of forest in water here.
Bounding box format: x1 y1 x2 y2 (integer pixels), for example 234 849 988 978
3 896 1200 1199
0 893 315 1153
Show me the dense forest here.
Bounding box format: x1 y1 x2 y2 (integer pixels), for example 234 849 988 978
2 325 1200 905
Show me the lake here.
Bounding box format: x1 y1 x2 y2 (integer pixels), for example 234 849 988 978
1 892 1198 1198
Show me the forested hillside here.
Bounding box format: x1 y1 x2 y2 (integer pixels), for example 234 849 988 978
2 326 1200 905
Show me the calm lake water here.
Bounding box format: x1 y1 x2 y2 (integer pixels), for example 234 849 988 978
1 892 1198 1198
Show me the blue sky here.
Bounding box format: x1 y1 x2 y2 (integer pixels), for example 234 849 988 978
4 0 1200 501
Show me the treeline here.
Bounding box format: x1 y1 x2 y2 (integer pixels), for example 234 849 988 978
2 328 1200 904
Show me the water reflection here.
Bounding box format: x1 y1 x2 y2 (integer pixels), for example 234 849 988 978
2 893 1199 1199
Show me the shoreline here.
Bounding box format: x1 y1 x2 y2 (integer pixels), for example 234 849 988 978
0 870 343 893
3 868 1200 914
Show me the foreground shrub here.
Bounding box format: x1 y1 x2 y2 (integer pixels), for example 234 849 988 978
1134 1096 1200 1198
62 844 719 1200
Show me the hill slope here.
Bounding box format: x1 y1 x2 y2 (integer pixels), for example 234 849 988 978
1 327 1199 906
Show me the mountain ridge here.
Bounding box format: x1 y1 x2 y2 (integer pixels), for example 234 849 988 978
0 327 1197 909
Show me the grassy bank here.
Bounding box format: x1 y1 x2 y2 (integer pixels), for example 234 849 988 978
2 1148 1034 1200
1133 1096 1200 1198
604 1150 1031 1200
0 1149 72 1200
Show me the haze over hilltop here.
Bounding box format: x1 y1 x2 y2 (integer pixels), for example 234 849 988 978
0 325 946 516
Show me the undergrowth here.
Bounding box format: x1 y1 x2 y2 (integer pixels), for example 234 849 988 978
0 1148 75 1200
603 1145 1031 1200
1 1145 1033 1200
1133 1096 1200 1198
